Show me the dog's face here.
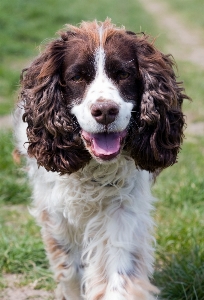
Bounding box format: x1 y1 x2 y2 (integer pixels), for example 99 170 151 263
21 20 187 174
61 32 142 162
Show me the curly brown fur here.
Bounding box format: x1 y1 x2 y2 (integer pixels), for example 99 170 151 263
21 40 92 174
19 21 189 174
125 35 188 172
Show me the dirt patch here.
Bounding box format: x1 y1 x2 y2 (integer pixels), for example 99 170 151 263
139 0 204 68
0 274 54 300
0 114 13 129
139 0 204 137
185 122 204 136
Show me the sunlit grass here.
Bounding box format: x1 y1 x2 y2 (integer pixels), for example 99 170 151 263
0 130 53 289
0 205 54 290
0 131 30 204
153 137 204 299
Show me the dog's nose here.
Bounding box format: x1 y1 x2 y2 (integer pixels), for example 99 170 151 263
91 101 119 125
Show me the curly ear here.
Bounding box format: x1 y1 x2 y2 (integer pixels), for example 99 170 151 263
129 36 189 172
21 38 91 174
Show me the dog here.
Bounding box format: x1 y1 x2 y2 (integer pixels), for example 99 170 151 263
14 19 188 300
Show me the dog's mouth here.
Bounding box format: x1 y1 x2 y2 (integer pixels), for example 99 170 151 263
81 130 127 160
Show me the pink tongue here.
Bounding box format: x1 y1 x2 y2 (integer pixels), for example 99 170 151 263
91 132 121 155
82 130 127 158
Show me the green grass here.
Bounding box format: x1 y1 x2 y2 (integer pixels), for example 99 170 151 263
0 131 30 204
0 0 204 298
0 204 54 290
0 130 54 289
0 206 45 274
153 137 204 299
154 246 204 300
177 61 204 123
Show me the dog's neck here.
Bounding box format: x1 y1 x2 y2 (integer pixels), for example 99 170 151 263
71 153 135 187
60 154 151 230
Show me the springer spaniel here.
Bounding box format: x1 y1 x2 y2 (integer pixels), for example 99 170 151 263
14 20 188 300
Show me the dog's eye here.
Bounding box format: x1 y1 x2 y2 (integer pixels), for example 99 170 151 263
117 71 130 80
71 75 84 82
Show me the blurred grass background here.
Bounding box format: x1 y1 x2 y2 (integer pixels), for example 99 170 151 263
0 0 204 299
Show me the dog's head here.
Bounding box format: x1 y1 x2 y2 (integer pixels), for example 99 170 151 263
21 19 188 174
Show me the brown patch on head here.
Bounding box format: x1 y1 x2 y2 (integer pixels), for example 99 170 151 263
103 30 143 104
60 18 126 51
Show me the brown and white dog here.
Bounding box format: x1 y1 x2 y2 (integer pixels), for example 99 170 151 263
15 19 188 299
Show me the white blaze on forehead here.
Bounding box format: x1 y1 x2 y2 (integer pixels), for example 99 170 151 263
95 47 105 77
97 24 105 73
71 26 134 133
92 26 109 96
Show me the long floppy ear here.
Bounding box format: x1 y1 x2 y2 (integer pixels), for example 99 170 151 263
20 36 91 174
129 35 189 172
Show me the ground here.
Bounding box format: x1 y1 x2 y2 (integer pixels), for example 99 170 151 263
0 274 54 300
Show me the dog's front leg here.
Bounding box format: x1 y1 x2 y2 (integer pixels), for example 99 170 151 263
39 210 82 300
82 204 159 300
